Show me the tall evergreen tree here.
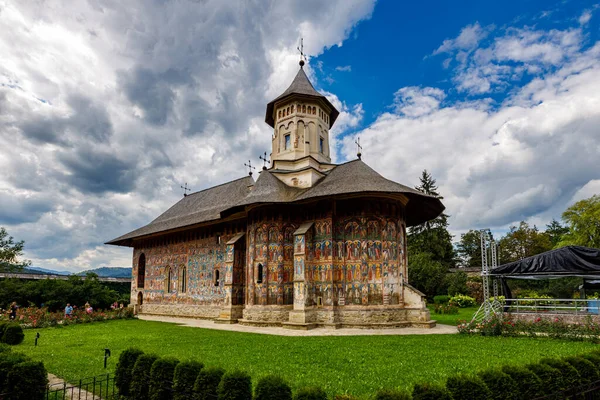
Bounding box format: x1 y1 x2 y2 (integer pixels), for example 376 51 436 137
407 170 455 268
545 219 569 248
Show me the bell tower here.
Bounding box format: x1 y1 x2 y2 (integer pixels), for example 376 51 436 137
264 59 339 188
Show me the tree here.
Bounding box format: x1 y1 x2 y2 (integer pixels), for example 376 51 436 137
497 221 553 264
407 170 455 268
456 230 486 268
407 252 448 298
558 195 600 248
0 227 30 272
545 219 569 248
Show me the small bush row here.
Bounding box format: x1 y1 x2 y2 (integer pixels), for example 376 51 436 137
116 348 600 399
448 295 476 308
0 345 48 400
0 322 24 345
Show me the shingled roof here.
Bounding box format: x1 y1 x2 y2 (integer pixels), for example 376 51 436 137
106 176 254 246
265 67 339 129
106 160 445 246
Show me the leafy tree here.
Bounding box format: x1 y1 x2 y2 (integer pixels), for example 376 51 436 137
456 230 485 268
0 228 30 272
558 195 600 248
545 219 569 248
408 170 455 268
497 221 552 264
407 252 448 298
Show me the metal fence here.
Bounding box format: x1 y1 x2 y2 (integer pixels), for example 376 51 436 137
45 374 116 400
504 298 600 314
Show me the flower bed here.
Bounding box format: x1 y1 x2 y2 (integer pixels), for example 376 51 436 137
0 307 135 329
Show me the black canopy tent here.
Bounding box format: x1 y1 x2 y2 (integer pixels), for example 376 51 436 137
489 246 600 301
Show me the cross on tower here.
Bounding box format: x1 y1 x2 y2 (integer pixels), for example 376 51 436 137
297 38 306 67
259 152 271 170
244 160 256 176
180 182 191 197
355 137 363 160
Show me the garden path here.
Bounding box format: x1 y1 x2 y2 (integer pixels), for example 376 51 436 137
47 373 101 400
138 315 458 336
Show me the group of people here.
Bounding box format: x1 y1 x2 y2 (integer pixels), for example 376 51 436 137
64 302 94 317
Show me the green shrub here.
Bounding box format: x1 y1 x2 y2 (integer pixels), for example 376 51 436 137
0 322 8 338
448 295 476 308
173 360 204 400
374 389 412 400
130 354 160 400
526 363 563 395
254 375 292 400
501 365 542 399
477 369 517 400
564 356 599 384
446 374 491 400
194 366 225 400
6 361 47 400
0 343 11 353
333 395 358 400
433 304 459 315
293 387 328 400
217 370 252 400
1 323 24 345
411 382 453 400
149 357 180 400
115 347 144 397
433 295 450 304
582 352 600 371
0 352 30 393
540 358 581 390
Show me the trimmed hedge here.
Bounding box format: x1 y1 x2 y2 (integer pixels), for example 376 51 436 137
149 356 180 400
130 354 160 400
0 343 11 354
217 370 252 400
411 382 453 400
540 358 582 391
293 387 328 400
565 356 600 384
6 361 47 400
194 366 226 400
1 323 24 345
173 360 204 400
0 352 30 393
115 347 144 397
446 374 491 400
526 363 563 395
477 369 517 400
433 295 450 305
254 375 292 400
501 365 542 400
374 389 412 400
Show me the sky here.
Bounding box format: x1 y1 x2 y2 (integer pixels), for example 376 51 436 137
1 0 599 272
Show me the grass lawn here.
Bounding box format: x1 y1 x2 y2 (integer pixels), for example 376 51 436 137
428 306 479 326
16 319 598 398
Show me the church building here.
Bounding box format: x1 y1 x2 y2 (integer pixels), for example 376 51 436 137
107 60 445 329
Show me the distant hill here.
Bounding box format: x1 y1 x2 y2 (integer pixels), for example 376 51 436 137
77 267 132 278
24 267 69 275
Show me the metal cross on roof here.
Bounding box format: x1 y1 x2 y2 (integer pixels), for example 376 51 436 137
244 160 256 176
180 182 191 197
259 152 271 170
355 137 363 160
297 38 306 67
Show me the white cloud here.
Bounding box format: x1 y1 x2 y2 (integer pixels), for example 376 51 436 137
0 0 375 271
345 37 600 235
335 65 352 72
579 10 593 25
392 86 446 117
434 22 489 55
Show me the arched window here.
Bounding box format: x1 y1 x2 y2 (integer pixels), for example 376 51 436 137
214 269 220 286
137 253 146 289
180 266 187 293
278 110 281 119
291 105 295 113
302 105 306 113
257 263 264 283
312 107 316 115
319 137 324 153
287 107 290 115
165 266 171 293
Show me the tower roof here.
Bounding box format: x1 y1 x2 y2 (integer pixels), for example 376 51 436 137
265 66 339 129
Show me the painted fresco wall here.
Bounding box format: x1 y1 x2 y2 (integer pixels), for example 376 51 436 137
132 233 240 307
246 221 296 306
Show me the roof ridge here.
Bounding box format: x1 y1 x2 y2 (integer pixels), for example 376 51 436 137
185 175 253 197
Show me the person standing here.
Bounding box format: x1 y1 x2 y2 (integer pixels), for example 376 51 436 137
8 302 17 320
64 303 73 318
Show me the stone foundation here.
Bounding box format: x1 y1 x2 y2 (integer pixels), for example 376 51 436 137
139 303 220 319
